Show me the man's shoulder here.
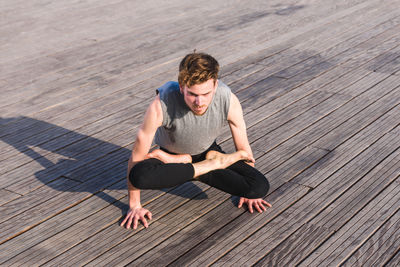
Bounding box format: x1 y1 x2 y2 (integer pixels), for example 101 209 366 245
216 80 232 96
156 81 180 96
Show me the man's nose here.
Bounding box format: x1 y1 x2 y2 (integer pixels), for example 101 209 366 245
195 96 202 106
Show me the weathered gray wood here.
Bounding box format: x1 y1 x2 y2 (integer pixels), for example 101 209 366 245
152 184 308 266
1 0 396 198
254 147 400 266
0 98 146 173
0 189 21 207
0 158 128 243
1 130 132 194
298 178 400 266
384 249 400 267
210 129 400 266
252 76 400 178
1 0 392 121
341 209 400 266
0 0 326 112
0 185 126 263
232 15 400 109
39 182 216 266
1 0 400 265
0 177 80 224
253 223 332 267
292 98 400 188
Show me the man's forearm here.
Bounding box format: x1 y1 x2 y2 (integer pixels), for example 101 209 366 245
127 178 142 208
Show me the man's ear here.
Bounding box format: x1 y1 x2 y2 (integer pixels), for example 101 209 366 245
179 85 184 94
214 79 219 89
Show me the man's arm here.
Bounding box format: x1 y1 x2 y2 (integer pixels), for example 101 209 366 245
227 93 271 213
227 93 254 166
120 95 163 229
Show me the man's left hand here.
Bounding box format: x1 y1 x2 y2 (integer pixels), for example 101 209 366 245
238 197 272 213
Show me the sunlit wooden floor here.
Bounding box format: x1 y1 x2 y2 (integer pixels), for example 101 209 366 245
0 0 399 265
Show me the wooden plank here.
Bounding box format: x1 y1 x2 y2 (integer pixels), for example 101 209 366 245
1 1 399 265
131 183 310 266
253 223 332 267
232 14 400 104
292 103 400 188
15 137 322 265
384 249 400 267
274 21 400 79
0 155 131 243
230 43 400 145
298 178 400 266
1 1 394 129
341 209 400 266
0 102 144 174
220 0 390 61
0 0 390 135
0 184 126 263
243 90 335 145
203 130 400 266
254 147 400 266
0 0 303 110
37 182 216 266
0 0 394 120
0 87 146 146
214 0 400 93
5 13 396 197
250 93 352 152
0 0 218 64
262 146 329 191
238 27 400 114
252 76 400 174
225 0 400 83
365 230 400 266
0 85 149 145
312 150 400 231
0 177 80 224
1 123 137 194
0 189 21 207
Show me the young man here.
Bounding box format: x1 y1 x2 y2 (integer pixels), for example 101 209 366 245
121 53 271 229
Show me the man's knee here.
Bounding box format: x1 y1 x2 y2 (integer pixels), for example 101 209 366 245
246 176 270 199
129 160 153 189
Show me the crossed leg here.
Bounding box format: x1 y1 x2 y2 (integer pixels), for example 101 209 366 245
145 148 254 178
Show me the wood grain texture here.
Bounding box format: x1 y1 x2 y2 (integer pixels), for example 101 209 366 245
1 0 400 265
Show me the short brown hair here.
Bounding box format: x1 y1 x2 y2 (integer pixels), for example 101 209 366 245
178 52 219 88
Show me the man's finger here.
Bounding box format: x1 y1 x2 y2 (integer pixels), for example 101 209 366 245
238 198 244 208
260 203 267 212
126 215 133 229
146 211 153 220
141 216 149 228
120 215 128 227
254 203 262 213
248 203 254 213
264 200 272 208
133 216 139 230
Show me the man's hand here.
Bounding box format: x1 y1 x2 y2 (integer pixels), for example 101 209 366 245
238 197 272 213
120 207 152 229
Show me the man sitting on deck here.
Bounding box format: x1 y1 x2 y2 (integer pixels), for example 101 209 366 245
121 52 271 229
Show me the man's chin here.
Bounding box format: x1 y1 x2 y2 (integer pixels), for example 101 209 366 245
192 108 207 116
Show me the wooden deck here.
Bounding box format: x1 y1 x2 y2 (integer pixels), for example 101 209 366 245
1 0 399 265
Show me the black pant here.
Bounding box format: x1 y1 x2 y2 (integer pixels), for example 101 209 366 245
129 142 269 199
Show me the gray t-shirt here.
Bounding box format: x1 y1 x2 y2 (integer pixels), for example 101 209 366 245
154 80 231 155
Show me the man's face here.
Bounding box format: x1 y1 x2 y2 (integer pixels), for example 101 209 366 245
180 79 218 116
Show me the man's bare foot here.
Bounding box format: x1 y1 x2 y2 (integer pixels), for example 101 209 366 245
205 150 254 169
146 149 192 163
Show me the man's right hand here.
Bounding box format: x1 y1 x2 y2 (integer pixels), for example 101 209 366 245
120 207 152 230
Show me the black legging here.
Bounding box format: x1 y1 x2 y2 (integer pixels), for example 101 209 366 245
129 142 269 199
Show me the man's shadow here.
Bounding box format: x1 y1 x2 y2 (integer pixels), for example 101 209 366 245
0 116 207 214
